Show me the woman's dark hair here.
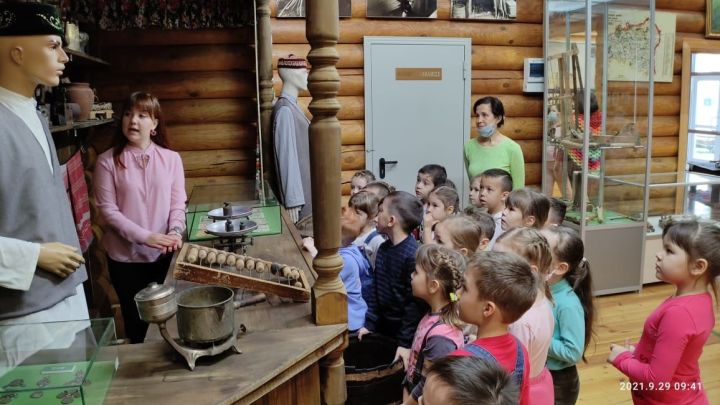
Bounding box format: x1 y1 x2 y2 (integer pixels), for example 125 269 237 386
662 218 720 304
112 92 168 168
473 96 505 128
426 355 519 405
544 226 596 362
577 90 599 114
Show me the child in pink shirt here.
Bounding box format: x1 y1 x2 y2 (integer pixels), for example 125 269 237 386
609 219 718 404
494 227 555 405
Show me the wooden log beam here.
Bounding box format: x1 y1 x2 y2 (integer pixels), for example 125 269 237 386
168 123 256 151
179 149 255 178
604 95 680 116
185 175 251 195
162 98 256 124
608 76 681 95
271 19 543 47
658 0 704 12
272 44 541 70
95 28 253 47
95 70 256 101
341 120 364 145
104 45 255 73
675 10 705 34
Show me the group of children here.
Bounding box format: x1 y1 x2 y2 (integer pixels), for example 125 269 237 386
307 165 718 405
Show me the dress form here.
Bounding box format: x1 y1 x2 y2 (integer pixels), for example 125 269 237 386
273 64 312 223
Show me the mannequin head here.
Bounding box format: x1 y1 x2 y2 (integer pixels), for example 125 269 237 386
277 54 308 97
278 67 309 94
0 3 67 96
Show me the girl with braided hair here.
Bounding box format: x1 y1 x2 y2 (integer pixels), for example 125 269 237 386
402 244 466 405
494 227 556 405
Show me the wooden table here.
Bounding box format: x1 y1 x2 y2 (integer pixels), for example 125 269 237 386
105 325 346 405
107 207 348 404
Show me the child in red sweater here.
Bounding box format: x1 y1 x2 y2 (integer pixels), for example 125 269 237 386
450 251 537 405
608 219 718 404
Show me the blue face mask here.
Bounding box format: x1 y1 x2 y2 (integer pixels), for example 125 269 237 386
477 124 496 138
547 111 558 124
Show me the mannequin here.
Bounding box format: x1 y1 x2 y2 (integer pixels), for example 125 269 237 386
0 3 88 324
272 55 312 223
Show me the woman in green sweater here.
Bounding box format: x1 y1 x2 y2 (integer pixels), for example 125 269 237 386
464 96 525 188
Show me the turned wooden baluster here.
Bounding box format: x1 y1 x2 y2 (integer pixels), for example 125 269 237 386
256 0 275 185
306 1 348 404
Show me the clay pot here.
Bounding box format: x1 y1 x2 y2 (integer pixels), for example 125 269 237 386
64 83 95 121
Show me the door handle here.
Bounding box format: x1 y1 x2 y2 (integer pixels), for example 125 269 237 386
379 158 398 179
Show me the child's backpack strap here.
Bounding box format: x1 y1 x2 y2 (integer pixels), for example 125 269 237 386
464 338 524 388
363 229 380 245
410 319 444 386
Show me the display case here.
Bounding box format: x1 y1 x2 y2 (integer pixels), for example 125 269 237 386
0 318 117 404
543 0 659 294
185 179 282 243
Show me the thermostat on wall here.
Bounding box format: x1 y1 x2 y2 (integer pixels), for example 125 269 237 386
523 58 544 93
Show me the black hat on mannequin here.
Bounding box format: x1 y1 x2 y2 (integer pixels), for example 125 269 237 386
0 2 64 37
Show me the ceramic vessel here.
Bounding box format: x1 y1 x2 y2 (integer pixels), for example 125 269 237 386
64 83 94 121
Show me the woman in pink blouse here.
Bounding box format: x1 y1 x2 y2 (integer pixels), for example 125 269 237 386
94 92 186 343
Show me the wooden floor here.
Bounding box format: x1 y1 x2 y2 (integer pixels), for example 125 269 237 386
577 282 720 404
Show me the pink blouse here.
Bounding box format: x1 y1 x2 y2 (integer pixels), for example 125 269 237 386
94 142 186 263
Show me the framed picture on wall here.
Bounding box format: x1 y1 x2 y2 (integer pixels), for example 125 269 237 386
367 0 437 18
450 0 517 21
277 0 352 18
707 0 720 38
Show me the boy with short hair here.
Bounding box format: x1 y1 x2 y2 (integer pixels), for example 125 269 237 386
478 168 513 248
420 355 520 405
359 191 426 367
364 180 395 201
415 164 447 203
452 251 537 405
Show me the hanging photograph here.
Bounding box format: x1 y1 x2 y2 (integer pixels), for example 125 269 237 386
367 0 438 18
707 0 720 38
277 0 352 18
450 0 517 20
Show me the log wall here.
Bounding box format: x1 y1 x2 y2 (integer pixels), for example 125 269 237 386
90 28 258 194
88 0 704 207
268 0 702 205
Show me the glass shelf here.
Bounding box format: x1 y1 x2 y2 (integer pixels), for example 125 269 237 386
0 318 118 405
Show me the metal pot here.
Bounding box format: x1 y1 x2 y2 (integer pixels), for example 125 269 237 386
134 282 177 323
176 286 236 344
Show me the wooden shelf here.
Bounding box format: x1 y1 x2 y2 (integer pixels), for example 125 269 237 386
51 118 114 133
64 48 110 66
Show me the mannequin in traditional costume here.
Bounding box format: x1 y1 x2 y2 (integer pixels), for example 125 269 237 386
0 3 88 325
272 54 312 223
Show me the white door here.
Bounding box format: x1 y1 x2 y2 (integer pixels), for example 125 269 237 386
365 37 471 204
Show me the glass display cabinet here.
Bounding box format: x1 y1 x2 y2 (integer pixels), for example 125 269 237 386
0 318 118 405
543 0 658 295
